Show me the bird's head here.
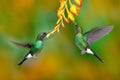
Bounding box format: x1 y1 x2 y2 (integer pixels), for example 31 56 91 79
37 32 47 41
75 24 83 34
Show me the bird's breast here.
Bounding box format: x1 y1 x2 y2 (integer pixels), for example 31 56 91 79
34 41 43 49
30 41 43 54
75 34 87 48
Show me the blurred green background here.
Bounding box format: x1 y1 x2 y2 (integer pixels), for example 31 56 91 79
0 0 120 80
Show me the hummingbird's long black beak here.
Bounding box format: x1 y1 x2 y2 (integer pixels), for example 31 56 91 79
41 32 47 41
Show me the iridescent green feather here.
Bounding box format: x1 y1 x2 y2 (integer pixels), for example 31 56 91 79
31 40 43 54
75 33 87 49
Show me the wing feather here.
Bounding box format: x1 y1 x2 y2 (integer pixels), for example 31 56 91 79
83 26 113 44
11 41 32 48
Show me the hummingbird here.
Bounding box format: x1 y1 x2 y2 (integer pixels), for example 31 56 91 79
75 24 113 63
12 32 47 65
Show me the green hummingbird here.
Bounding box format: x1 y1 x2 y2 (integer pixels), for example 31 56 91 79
12 32 47 65
75 24 113 63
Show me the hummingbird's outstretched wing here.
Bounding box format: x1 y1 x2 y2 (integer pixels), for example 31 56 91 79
83 26 113 44
11 41 32 48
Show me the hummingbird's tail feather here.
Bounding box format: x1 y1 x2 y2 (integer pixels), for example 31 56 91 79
18 57 27 65
94 53 104 63
86 48 104 63
18 52 33 66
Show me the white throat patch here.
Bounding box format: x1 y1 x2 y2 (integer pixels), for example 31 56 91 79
86 48 94 55
26 54 33 59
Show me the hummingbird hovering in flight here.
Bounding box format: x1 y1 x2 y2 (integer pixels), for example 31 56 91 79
12 32 47 65
75 24 113 63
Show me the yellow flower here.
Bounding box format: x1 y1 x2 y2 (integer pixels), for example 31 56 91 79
46 0 82 38
70 4 80 15
46 33 51 38
62 13 69 23
74 0 82 7
57 9 63 19
56 19 61 26
51 30 56 34
59 0 66 10
68 12 75 22
57 0 66 19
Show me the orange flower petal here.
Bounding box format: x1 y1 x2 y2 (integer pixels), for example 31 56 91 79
70 4 80 15
59 0 65 10
61 22 65 28
74 0 82 7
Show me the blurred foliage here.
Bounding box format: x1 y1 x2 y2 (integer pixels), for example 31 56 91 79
0 0 120 80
